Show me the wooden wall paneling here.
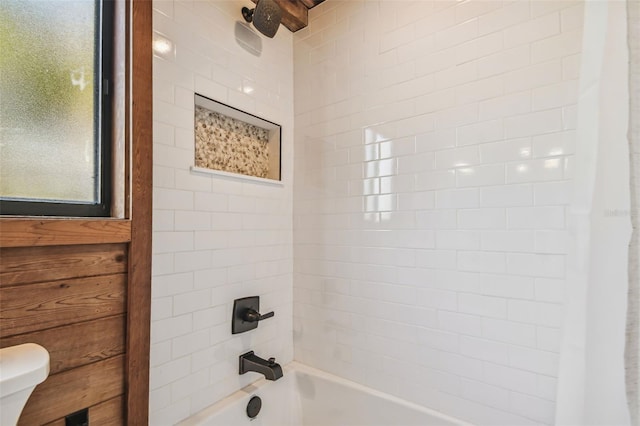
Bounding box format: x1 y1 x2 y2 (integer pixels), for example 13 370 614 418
126 0 153 423
88 396 125 425
0 315 126 375
0 274 126 338
43 396 124 426
0 244 128 286
0 219 131 248
18 355 125 426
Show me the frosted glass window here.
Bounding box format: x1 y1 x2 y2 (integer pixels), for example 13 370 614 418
0 0 112 216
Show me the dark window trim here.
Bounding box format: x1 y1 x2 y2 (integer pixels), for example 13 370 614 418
0 0 114 217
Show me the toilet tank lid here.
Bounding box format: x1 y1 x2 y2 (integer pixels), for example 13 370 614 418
0 343 50 396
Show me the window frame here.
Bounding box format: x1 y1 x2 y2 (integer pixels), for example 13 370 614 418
0 0 115 217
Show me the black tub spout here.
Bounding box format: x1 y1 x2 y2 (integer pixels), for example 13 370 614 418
239 351 283 381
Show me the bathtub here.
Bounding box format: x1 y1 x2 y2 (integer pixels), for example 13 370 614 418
178 362 469 426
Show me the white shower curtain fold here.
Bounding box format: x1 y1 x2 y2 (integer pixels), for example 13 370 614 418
626 0 640 424
555 1 633 425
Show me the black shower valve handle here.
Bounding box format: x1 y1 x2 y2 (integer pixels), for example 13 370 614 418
243 308 275 323
232 296 275 334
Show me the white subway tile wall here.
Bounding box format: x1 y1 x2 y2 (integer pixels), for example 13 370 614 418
151 0 294 423
293 1 582 425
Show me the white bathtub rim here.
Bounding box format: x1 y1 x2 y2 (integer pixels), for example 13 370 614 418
287 361 472 426
176 377 274 426
179 361 471 426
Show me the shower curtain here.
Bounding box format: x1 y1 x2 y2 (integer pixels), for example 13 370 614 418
626 0 639 424
555 1 635 425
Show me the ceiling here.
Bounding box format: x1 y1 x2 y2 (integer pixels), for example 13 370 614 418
251 0 326 32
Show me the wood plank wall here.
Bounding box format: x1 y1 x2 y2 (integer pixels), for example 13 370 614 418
0 244 128 425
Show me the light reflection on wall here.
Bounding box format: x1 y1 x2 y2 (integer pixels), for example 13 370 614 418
362 128 395 223
152 33 174 59
544 158 561 169
520 147 531 157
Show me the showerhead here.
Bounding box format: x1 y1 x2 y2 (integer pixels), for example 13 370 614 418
242 0 282 38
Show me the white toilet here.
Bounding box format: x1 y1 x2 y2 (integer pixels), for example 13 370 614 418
0 343 50 426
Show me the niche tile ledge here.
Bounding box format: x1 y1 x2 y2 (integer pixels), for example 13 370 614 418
190 166 284 187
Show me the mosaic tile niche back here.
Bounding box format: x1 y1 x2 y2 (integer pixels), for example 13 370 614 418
195 105 271 179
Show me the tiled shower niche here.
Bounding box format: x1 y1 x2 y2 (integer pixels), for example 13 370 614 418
193 94 281 181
